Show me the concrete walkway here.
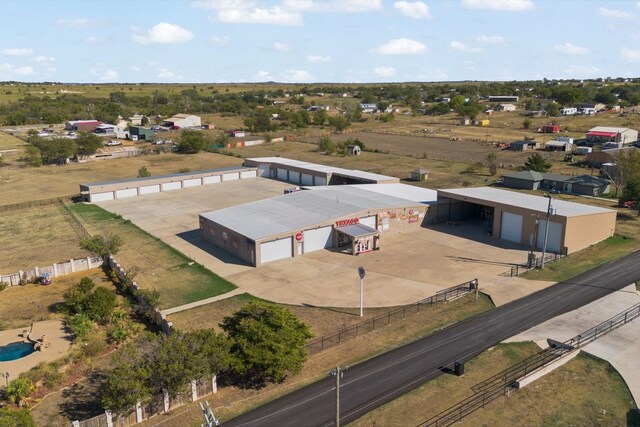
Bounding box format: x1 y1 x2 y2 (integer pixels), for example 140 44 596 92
505 284 640 406
162 288 245 316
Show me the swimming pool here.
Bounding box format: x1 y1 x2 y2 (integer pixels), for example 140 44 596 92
0 341 35 362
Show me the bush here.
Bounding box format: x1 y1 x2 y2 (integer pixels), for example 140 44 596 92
84 287 118 324
137 166 151 178
0 281 8 292
68 313 94 339
82 333 107 357
5 378 35 404
0 408 36 427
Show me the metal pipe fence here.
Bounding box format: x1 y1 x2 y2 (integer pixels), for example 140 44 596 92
306 279 478 354
0 194 78 212
55 198 91 239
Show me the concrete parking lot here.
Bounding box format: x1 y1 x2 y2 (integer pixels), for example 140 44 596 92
97 178 551 308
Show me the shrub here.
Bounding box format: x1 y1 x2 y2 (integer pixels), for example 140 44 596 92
0 408 36 427
5 378 35 404
68 313 94 339
0 281 8 292
137 166 151 178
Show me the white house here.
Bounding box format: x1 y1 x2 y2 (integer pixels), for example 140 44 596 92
496 103 516 112
162 114 201 129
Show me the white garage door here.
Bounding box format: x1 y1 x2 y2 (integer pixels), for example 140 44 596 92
139 184 160 195
289 171 300 184
257 164 270 177
183 178 201 188
303 226 333 253
277 168 288 181
203 175 221 185
301 173 313 186
260 238 292 264
223 172 239 181
315 176 327 186
500 212 523 243
536 220 563 253
240 170 256 179
115 188 138 199
91 192 114 202
359 215 377 229
162 181 181 191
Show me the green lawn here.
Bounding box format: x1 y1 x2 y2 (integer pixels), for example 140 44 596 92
68 203 236 309
521 235 639 283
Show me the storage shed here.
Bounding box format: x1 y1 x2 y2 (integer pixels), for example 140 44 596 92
162 114 201 129
411 169 428 182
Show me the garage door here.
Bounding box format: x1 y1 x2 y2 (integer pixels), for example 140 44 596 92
203 175 221 185
500 212 523 243
223 172 239 181
301 173 313 186
260 238 292 264
536 220 563 253
91 192 114 202
183 178 201 188
315 176 327 186
359 215 377 229
257 164 270 177
240 170 256 179
277 168 288 181
162 181 181 191
115 188 138 199
139 184 160 195
289 171 300 184
303 226 333 253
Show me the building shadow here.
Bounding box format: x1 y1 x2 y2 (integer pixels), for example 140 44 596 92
301 303 360 316
626 409 640 426
60 370 109 421
426 221 530 253
175 229 251 267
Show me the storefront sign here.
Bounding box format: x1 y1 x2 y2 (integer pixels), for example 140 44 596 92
408 215 419 223
336 217 359 227
390 213 397 219
295 232 303 241
409 209 414 215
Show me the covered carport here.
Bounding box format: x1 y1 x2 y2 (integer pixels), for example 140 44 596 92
434 195 495 235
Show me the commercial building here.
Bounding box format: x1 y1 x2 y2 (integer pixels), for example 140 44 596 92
244 157 399 185
200 184 436 266
586 127 638 145
129 126 154 141
162 114 201 129
435 187 616 254
65 120 103 132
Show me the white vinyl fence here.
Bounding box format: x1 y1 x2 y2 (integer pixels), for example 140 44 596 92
1 256 104 286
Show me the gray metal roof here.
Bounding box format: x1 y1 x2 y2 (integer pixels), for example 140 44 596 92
80 166 248 188
308 183 438 205
245 157 398 183
439 187 615 217
336 223 379 238
200 186 422 241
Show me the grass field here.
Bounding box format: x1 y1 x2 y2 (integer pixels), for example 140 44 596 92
67 203 236 309
352 347 639 427
0 268 107 330
0 204 88 273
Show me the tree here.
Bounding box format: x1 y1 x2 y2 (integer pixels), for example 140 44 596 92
177 130 207 154
244 109 274 132
318 137 335 154
80 233 123 260
101 345 153 410
21 145 42 166
610 148 640 197
522 118 532 129
63 277 96 314
76 132 103 156
545 103 560 117
0 408 36 427
84 287 118 324
5 378 35 405
328 115 350 132
221 300 313 387
523 153 552 172
485 152 499 176
137 166 151 177
312 109 327 126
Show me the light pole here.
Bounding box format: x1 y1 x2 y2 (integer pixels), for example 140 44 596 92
330 367 344 427
358 266 365 317
540 194 553 269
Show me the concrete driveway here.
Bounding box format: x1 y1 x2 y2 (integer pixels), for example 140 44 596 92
97 179 549 307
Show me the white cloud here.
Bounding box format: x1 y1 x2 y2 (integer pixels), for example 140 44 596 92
553 42 589 55
14 66 34 76
281 69 314 83
306 54 332 63
477 34 504 44
621 48 640 62
91 68 119 81
394 1 431 19
254 70 274 80
2 48 33 57
597 7 631 19
34 55 55 63
461 0 533 11
191 0 256 10
372 38 428 55
85 36 102 44
211 35 231 46
218 6 302 25
374 66 395 77
157 68 178 79
131 65 141 71
450 41 482 53
282 0 382 13
565 64 601 77
56 18 94 28
132 23 194 45
274 42 289 51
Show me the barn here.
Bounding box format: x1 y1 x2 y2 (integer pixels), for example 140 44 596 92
162 114 201 129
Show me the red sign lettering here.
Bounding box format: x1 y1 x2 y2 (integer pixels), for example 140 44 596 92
335 218 360 227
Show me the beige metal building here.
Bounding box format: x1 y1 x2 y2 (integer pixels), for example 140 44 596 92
435 187 616 254
200 185 436 266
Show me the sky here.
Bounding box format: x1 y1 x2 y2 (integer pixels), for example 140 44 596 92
1 0 639 84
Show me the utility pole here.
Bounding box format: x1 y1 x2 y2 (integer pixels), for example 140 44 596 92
331 367 344 427
358 266 366 317
540 194 553 269
528 213 540 268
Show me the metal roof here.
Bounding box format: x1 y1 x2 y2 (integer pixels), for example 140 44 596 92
80 166 248 188
439 187 614 217
245 157 398 183
308 183 438 205
588 126 632 134
545 140 571 147
336 223 379 238
200 186 423 241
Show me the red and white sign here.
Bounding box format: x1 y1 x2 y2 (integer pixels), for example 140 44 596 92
335 218 359 227
295 232 303 241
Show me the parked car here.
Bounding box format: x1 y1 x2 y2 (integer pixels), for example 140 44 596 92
106 140 121 146
622 201 637 209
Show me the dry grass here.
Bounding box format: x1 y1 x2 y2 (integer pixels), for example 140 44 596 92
351 347 638 427
68 203 235 309
0 268 107 330
0 204 89 272
139 293 494 427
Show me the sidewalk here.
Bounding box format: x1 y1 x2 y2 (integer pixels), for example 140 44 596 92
162 288 245 316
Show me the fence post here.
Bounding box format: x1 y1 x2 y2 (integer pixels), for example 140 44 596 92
135 401 143 423
212 375 217 394
105 410 113 427
72 421 80 427
163 389 170 413
191 380 198 401
70 259 76 273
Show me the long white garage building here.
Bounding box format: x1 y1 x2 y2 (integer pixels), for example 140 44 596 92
200 184 436 266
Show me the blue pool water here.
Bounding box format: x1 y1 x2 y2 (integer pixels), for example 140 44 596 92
0 341 35 362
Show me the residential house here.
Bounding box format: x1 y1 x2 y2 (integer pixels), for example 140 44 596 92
501 170 610 196
509 140 540 151
496 103 516 112
586 126 638 145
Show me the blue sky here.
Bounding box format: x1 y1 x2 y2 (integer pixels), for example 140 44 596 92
1 0 639 83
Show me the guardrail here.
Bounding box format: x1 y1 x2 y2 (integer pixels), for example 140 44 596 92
306 279 478 354
419 302 640 427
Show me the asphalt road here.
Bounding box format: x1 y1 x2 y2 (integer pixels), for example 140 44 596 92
224 251 640 427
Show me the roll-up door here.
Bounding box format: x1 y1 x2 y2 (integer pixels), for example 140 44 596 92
223 172 239 181
301 173 313 186
115 188 137 199
240 170 256 179
260 238 292 263
139 185 160 195
162 181 181 191
289 171 300 184
315 176 327 186
203 176 221 184
500 212 523 243
303 226 333 253
536 220 563 253
359 215 377 229
277 168 288 181
91 192 114 202
183 178 201 188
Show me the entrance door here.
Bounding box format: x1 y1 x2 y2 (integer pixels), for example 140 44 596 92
297 242 303 255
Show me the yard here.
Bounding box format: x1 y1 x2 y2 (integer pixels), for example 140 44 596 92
0 204 89 273
67 203 236 309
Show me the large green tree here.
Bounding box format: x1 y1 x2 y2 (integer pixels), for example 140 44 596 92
177 130 207 154
523 153 552 172
101 344 153 410
328 115 350 132
221 300 312 387
0 408 36 427
76 132 104 155
80 233 123 260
